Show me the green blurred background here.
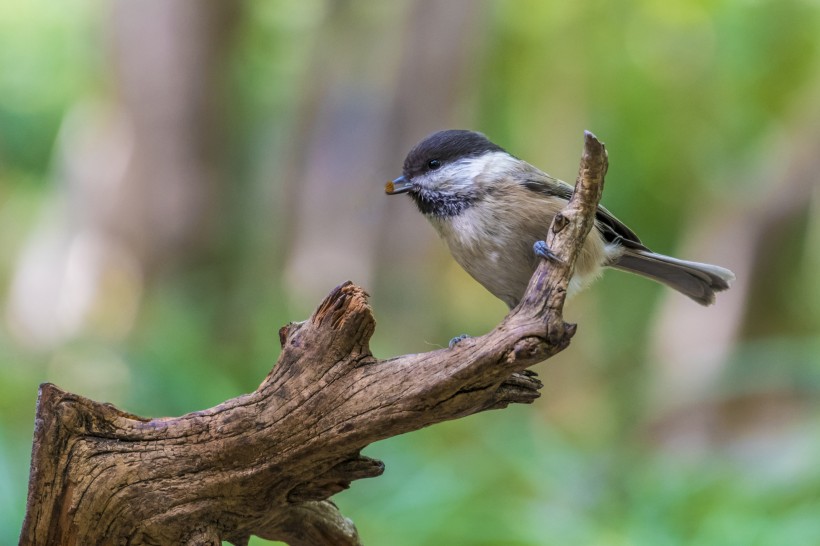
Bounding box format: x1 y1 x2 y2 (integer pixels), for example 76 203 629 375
2 0 819 544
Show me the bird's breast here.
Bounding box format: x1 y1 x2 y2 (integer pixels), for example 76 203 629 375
428 194 610 308
429 198 548 307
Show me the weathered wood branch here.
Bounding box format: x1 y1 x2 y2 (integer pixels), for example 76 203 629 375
19 132 608 545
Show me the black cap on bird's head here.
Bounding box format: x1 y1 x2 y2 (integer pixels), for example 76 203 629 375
402 130 505 180
385 130 506 195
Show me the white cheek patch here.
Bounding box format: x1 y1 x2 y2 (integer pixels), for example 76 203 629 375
415 151 514 192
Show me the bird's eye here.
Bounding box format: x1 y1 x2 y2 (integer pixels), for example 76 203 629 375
427 159 442 170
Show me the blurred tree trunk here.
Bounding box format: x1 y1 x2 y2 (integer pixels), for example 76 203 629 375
6 0 240 347
646 73 820 450
108 0 240 273
279 0 487 337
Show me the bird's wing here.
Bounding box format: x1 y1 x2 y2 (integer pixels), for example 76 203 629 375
522 176 648 250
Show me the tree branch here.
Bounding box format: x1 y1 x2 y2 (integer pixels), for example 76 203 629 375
19 132 608 545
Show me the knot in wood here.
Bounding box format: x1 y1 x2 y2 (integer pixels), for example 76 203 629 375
552 212 569 233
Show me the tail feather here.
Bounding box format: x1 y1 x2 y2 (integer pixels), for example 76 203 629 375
612 249 735 306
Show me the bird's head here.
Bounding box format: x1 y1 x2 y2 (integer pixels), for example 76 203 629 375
386 130 516 217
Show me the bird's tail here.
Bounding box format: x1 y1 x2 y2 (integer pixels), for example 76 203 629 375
611 249 735 306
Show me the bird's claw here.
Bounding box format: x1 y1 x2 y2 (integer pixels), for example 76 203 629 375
533 240 561 263
449 334 471 349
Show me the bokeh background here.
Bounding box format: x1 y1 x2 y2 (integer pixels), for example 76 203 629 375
2 0 820 544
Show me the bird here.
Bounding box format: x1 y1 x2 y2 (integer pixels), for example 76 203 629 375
385 129 735 310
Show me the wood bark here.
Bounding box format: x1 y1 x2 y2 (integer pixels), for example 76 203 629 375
19 133 608 546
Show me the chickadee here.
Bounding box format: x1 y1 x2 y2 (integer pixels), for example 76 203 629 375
386 129 735 308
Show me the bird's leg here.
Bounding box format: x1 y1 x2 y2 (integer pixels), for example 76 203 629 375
448 334 471 349
533 240 561 263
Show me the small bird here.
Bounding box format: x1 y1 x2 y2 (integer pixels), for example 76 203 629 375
386 129 735 309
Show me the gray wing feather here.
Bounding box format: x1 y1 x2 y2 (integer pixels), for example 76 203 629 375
522 177 647 250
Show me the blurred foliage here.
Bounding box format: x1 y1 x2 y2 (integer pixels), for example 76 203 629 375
2 0 820 544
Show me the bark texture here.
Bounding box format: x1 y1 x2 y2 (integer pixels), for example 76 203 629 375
19 133 608 546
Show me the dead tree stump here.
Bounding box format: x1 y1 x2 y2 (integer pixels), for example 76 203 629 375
19 132 608 546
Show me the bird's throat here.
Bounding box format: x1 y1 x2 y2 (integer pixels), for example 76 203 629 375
410 188 476 218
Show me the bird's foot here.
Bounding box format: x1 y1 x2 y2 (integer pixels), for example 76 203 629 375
533 240 561 263
449 334 471 349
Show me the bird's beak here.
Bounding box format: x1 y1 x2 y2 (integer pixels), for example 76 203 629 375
385 175 412 195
